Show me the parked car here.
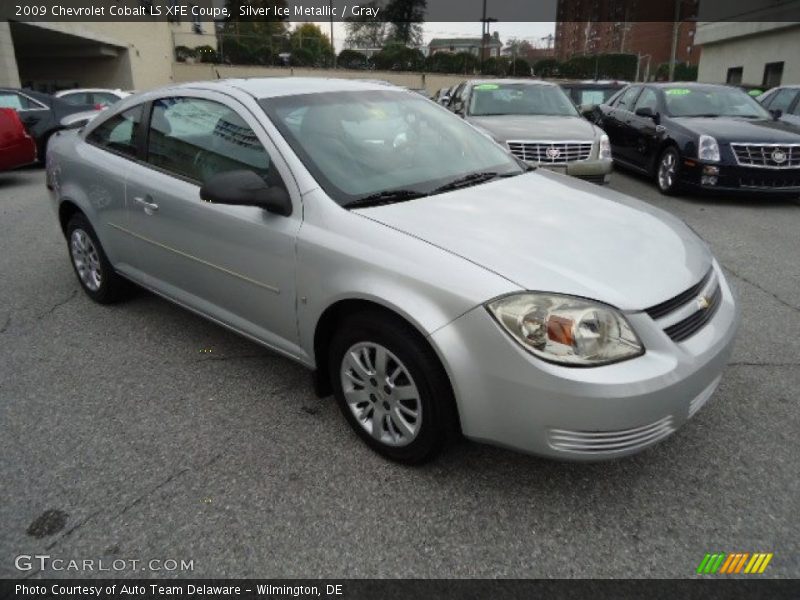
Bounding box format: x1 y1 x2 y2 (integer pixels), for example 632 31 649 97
756 85 800 127
0 108 36 171
47 78 738 463
55 88 130 109
560 79 627 118
593 82 800 195
0 88 98 159
432 87 451 106
449 79 613 184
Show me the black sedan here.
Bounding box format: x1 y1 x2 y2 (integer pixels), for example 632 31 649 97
593 82 800 196
0 88 97 160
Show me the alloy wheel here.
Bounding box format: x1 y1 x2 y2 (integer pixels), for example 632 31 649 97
340 342 422 447
658 151 677 191
70 229 103 292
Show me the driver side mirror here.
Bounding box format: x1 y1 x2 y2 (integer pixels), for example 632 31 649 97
635 106 660 124
453 100 465 116
770 108 783 121
200 169 292 216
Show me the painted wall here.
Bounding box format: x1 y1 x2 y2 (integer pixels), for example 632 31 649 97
696 23 800 86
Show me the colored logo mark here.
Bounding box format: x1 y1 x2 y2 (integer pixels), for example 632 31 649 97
697 553 773 575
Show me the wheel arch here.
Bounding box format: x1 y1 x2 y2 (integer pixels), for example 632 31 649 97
311 297 463 437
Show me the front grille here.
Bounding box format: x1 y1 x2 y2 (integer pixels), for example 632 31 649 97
730 143 800 169
548 416 675 454
663 283 722 342
507 140 592 165
645 269 712 320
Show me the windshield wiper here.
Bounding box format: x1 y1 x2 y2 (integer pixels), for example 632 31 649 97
430 171 508 194
345 189 427 209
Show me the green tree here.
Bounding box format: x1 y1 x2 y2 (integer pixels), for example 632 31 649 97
370 43 425 71
344 2 388 49
534 58 559 77
219 0 288 65
384 0 426 46
337 49 369 69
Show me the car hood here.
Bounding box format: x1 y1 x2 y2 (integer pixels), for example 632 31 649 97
356 170 712 311
466 115 599 143
670 116 800 142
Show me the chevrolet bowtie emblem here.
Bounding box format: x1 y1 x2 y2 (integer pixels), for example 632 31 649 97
697 295 711 310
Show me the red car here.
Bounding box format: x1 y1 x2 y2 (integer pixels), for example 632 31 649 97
0 107 37 171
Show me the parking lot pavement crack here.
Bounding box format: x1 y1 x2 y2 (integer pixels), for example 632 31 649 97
36 289 78 320
722 265 800 314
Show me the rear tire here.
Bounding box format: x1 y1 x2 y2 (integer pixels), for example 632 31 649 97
329 311 455 464
656 146 681 195
66 213 133 304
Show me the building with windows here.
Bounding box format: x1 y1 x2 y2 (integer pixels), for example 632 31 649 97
695 22 800 88
0 18 214 92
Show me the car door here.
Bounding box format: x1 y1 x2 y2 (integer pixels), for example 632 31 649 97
764 88 800 126
608 86 642 165
597 86 640 160
123 92 304 359
628 87 664 170
69 103 145 268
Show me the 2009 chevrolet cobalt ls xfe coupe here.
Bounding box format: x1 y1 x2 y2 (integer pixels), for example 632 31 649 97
46 78 739 464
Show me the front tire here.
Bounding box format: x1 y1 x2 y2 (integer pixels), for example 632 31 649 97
656 146 681 195
329 311 454 464
66 213 133 304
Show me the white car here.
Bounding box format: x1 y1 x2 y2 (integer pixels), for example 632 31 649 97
54 88 130 109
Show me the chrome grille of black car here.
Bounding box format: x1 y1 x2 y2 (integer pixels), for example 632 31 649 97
730 143 800 168
507 141 592 165
644 268 721 342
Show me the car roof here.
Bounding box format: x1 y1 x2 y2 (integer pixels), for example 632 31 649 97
56 88 125 95
177 77 410 99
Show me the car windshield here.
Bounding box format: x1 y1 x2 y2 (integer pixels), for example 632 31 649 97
663 87 770 118
468 83 579 117
260 90 523 206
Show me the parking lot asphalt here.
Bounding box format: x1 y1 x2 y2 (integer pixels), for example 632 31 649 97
1 166 798 579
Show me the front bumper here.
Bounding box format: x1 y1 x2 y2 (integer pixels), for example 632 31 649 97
681 160 800 195
536 158 613 184
430 261 739 460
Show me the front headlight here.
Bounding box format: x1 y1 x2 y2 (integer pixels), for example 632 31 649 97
487 293 643 366
698 134 720 162
598 134 612 160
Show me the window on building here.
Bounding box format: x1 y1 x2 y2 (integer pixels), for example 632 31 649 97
726 67 743 85
762 62 784 88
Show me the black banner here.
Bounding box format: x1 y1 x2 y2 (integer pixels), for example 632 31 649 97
2 0 800 23
2 580 800 600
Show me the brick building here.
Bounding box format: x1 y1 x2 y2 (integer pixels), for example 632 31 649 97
554 0 699 78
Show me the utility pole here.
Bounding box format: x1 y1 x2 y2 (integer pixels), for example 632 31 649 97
669 0 681 81
329 0 336 68
480 0 487 72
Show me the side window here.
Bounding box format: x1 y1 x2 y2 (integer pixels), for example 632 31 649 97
60 92 90 106
146 96 274 185
86 104 143 158
765 88 798 113
615 87 641 110
0 92 44 110
633 88 659 113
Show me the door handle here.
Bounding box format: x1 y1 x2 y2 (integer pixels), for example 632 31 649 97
134 196 159 215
